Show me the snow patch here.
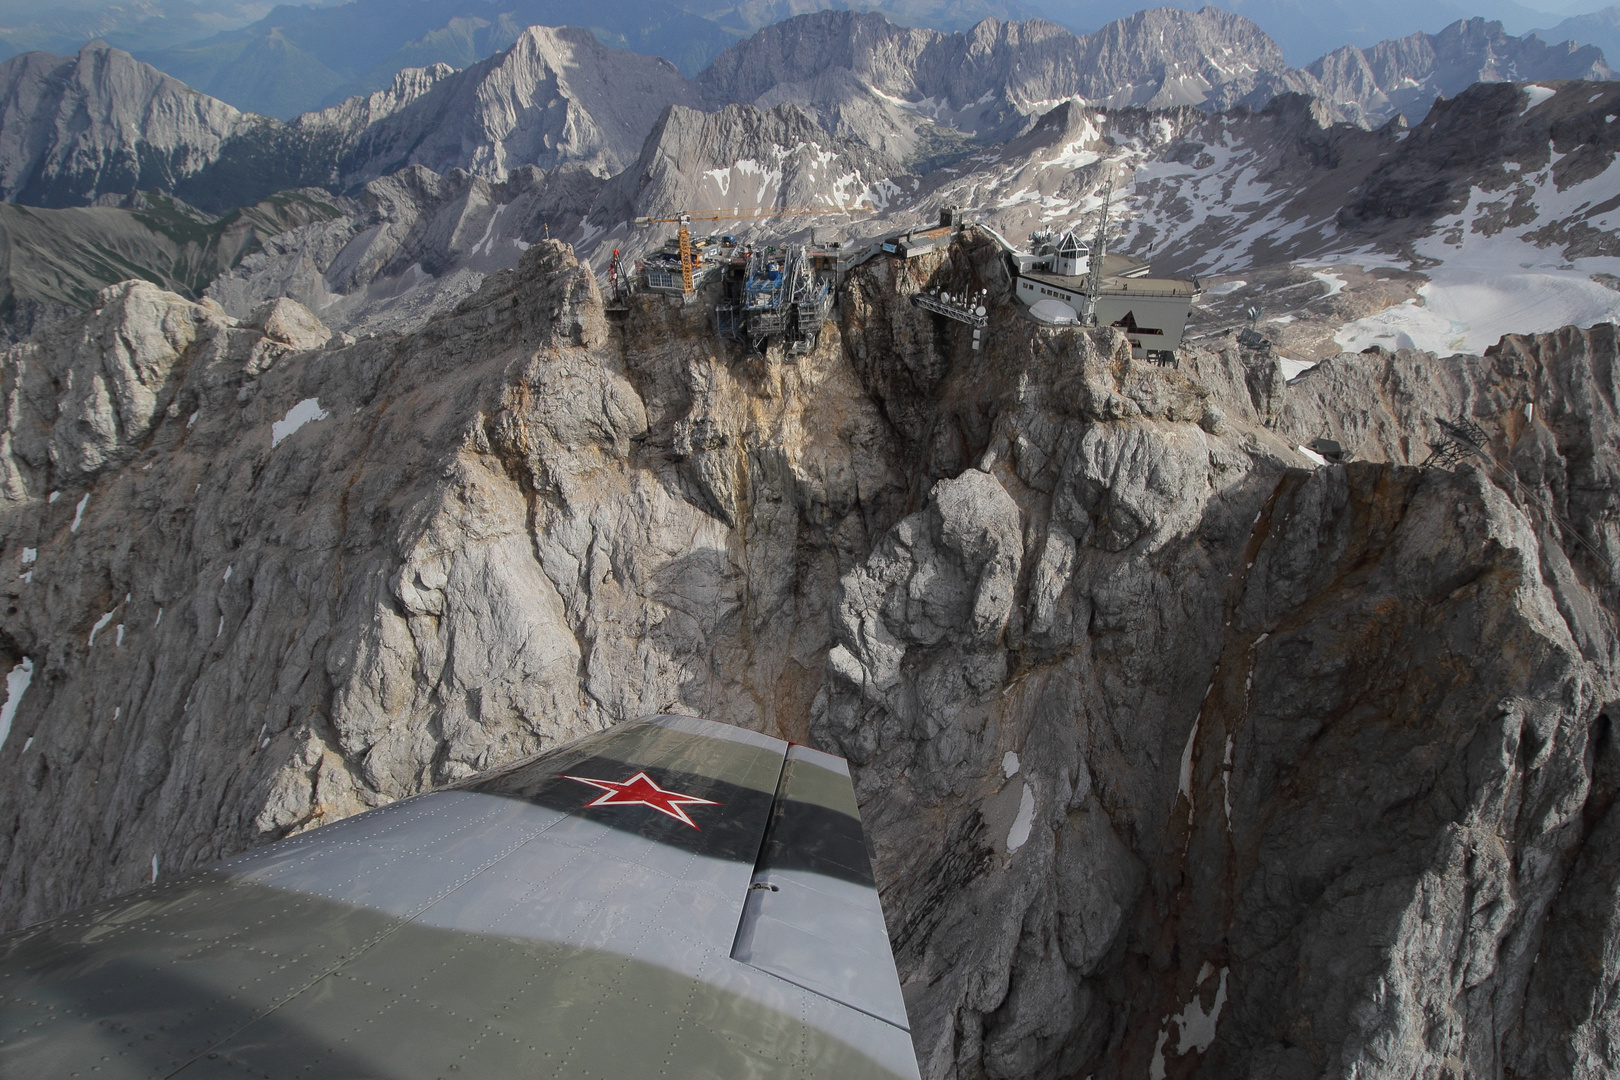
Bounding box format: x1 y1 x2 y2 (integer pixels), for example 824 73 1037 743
1311 270 1346 298
0 658 32 748
272 398 329 448
1150 1028 1170 1080
88 610 115 646
21 547 36 564
473 202 507 257
1336 272 1620 355
1278 357 1317 380
1002 750 1021 778
1204 279 1246 296
71 493 89 532
1175 968 1229 1054
1222 735 1235 825
1521 84 1557 114
1297 444 1330 467
1178 716 1200 798
1006 782 1035 852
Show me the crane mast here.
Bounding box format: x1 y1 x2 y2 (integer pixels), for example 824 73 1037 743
632 205 872 299
1083 177 1113 327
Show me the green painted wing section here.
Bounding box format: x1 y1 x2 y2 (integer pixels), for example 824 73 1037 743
0 716 922 1079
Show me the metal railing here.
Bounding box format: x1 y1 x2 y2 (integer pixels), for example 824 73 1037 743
912 290 988 328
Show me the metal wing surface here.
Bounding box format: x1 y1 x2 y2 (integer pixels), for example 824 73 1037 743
0 715 919 1079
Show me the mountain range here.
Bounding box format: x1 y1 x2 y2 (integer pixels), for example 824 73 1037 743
0 5 1608 347
0 8 1604 216
1039 0 1579 58
135 0 739 118
1536 4 1620 62
10 0 1614 119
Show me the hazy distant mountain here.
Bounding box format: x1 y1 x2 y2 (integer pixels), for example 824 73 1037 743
1030 0 1568 62
693 0 1045 34
694 7 1320 167
135 0 1049 119
1308 16 1611 124
137 0 737 118
327 26 704 186
1533 5 1620 62
0 41 255 207
0 0 314 62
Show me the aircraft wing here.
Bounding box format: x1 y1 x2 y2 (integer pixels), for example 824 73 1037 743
0 715 919 1079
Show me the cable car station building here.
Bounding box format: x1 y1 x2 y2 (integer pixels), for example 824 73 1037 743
1012 231 1199 364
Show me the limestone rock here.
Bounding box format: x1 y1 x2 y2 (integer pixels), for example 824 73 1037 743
2 234 1620 1080
333 26 704 186
0 42 252 207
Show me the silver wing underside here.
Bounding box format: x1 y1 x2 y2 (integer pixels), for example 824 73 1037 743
0 715 919 1079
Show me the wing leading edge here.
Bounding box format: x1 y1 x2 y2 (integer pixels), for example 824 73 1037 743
0 715 920 1079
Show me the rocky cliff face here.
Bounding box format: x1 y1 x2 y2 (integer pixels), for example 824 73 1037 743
0 40 253 207
332 25 705 185
823 240 1620 1078
290 62 458 147
589 100 889 227
3 231 1619 1078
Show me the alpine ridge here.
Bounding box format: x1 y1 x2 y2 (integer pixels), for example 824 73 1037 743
0 9 1606 222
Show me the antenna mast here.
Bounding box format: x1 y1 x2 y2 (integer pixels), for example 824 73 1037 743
1083 176 1113 327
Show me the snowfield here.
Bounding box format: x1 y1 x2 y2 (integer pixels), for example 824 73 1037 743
1333 154 1620 353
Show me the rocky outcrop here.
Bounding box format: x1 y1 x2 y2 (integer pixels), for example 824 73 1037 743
290 63 457 146
1338 79 1620 243
5 229 1620 1080
590 101 890 226
0 188 345 344
819 242 1620 1079
207 164 600 337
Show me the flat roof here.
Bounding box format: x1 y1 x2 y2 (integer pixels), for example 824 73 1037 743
1021 267 1198 298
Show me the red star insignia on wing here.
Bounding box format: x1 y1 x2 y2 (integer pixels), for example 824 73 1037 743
562 770 722 829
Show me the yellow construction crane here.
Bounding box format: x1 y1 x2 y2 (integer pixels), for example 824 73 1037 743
632 205 874 295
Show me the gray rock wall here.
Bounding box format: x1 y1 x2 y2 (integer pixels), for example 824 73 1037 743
1 234 1618 1079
